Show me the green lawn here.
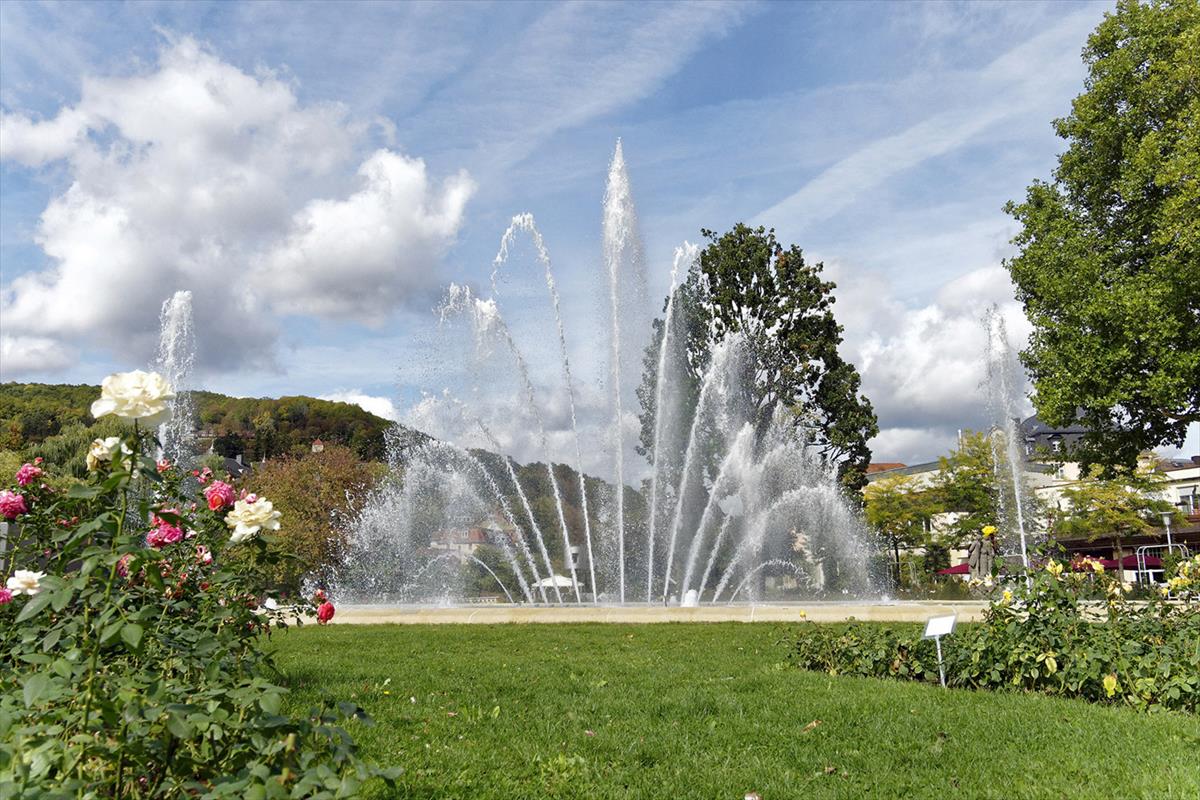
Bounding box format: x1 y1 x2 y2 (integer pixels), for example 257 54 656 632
272 623 1200 799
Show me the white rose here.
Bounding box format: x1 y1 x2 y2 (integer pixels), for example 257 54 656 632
90 370 174 427
225 497 282 544
6 569 46 596
86 436 132 471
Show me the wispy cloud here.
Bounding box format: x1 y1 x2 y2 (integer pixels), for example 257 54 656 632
752 7 1097 231
406 1 755 177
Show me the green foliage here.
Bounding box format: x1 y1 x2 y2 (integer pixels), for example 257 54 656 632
0 432 397 795
1004 0 1200 470
932 430 1010 546
0 383 404 462
637 224 877 491
241 444 383 593
788 557 1200 713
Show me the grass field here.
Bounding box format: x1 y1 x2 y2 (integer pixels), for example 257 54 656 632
272 623 1200 799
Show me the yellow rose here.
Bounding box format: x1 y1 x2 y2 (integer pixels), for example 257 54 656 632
1103 674 1119 697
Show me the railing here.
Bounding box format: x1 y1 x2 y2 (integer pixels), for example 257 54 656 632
1134 543 1191 588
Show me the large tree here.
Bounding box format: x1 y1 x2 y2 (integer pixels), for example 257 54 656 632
1005 0 1199 471
637 224 878 490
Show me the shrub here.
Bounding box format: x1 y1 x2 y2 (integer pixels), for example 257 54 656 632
787 558 1200 713
0 375 398 796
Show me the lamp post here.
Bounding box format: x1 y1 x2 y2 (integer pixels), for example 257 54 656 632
1160 511 1174 550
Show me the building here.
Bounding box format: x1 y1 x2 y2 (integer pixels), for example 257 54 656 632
428 514 519 562
865 417 1199 584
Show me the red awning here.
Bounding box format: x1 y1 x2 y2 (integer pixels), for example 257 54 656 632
1122 554 1163 569
937 563 970 575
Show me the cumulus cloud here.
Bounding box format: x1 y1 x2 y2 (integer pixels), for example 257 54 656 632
833 263 1033 465
0 37 472 378
318 390 401 423
262 150 473 321
0 335 77 374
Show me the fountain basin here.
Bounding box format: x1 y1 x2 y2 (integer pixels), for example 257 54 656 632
325 601 987 625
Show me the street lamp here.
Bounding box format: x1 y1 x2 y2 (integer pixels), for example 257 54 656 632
1160 511 1174 550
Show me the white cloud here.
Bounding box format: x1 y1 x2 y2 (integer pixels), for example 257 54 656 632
0 335 76 374
832 262 1033 464
0 37 472 378
0 106 91 165
262 150 473 321
318 390 401 423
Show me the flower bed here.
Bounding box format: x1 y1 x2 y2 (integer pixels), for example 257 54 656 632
0 372 397 796
788 557 1200 713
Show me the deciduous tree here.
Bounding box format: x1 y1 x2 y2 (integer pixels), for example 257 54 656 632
1005 0 1200 470
637 225 877 491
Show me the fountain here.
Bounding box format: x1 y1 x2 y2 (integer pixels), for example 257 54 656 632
155 290 197 469
335 142 874 605
983 307 1036 572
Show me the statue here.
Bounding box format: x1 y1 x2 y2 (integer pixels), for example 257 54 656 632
967 525 997 581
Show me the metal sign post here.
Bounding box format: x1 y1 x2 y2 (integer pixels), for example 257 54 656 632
923 614 957 688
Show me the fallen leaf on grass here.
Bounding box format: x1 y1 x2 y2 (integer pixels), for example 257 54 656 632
801 719 822 733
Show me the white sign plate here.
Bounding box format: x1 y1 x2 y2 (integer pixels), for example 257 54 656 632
923 614 957 639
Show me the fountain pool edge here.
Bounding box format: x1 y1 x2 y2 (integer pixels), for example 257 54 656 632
323 601 988 625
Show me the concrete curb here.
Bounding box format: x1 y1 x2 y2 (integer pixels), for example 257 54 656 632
324 602 989 625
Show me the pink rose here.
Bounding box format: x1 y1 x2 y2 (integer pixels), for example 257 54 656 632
156 459 172 473
316 601 335 624
196 467 213 486
0 588 12 605
195 545 213 565
204 481 236 511
313 589 328 603
147 523 183 548
0 490 27 520
15 463 43 486
116 554 133 577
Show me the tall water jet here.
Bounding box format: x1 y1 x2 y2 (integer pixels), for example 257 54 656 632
493 215 595 599
601 139 646 602
644 243 697 601
439 284 575 602
984 307 1033 573
155 290 196 468
660 335 747 601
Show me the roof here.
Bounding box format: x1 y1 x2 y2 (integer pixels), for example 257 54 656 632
866 462 906 474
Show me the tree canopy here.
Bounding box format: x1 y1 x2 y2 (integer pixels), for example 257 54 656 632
0 382 400 462
637 224 877 491
1004 0 1199 471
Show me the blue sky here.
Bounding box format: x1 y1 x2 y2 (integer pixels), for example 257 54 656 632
2 0 1195 466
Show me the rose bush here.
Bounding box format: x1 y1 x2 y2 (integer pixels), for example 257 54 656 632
0 374 396 797
787 555 1200 713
